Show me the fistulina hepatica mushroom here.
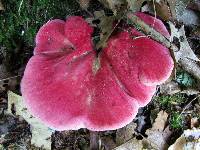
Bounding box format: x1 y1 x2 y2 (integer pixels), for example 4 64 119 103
21 12 174 131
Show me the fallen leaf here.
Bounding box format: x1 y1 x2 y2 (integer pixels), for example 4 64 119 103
94 10 115 49
114 138 144 150
188 0 200 12
98 0 126 14
0 65 10 80
191 117 200 128
79 0 90 10
175 0 192 19
95 0 127 49
150 111 168 131
116 122 137 145
154 0 172 21
114 111 172 150
0 65 11 92
166 0 176 19
168 128 200 150
145 111 172 150
0 115 16 135
0 1 4 10
190 27 200 39
7 91 53 150
159 81 181 95
139 0 172 21
169 22 200 62
177 9 200 26
167 0 192 20
101 136 116 150
0 144 3 149
127 0 145 13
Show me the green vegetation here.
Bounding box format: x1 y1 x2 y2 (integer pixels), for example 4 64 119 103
176 70 195 87
156 94 186 108
0 0 79 46
170 112 183 129
0 0 80 71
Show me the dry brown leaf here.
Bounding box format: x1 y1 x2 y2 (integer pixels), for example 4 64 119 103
169 128 200 150
95 1 127 49
178 9 200 26
151 111 168 130
166 0 176 20
94 10 115 49
191 27 200 39
127 0 145 12
101 136 116 150
188 0 200 12
0 1 4 10
167 0 192 20
169 22 200 62
191 117 200 128
79 0 90 10
98 0 126 14
7 91 53 150
114 138 144 150
160 81 181 95
155 1 171 21
114 111 171 150
145 111 172 150
116 122 137 145
0 65 10 80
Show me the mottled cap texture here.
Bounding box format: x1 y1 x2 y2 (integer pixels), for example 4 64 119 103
21 13 174 131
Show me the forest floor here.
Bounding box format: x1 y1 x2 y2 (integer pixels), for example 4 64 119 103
0 0 200 150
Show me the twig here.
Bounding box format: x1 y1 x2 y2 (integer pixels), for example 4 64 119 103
152 0 157 28
127 13 174 50
179 58 200 81
178 95 200 119
127 13 200 81
18 0 24 15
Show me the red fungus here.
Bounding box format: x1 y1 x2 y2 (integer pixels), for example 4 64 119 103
21 13 174 131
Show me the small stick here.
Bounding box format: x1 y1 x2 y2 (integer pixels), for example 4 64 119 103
127 13 200 81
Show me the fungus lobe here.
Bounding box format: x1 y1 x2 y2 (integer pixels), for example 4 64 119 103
21 13 174 131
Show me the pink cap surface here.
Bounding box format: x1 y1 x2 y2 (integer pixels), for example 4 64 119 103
21 13 174 131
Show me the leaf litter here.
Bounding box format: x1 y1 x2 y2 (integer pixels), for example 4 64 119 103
1 0 200 149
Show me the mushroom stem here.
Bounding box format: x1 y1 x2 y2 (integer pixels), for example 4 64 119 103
89 131 99 150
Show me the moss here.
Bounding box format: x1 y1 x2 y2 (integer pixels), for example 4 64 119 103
155 94 186 108
170 112 183 129
0 0 81 71
1 0 80 46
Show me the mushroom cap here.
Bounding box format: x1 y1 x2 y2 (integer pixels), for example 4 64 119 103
21 13 173 131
